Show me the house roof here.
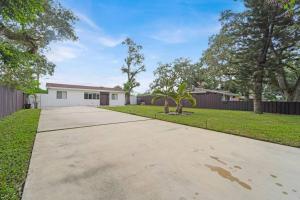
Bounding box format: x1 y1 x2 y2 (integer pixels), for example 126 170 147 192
46 83 124 92
191 87 239 96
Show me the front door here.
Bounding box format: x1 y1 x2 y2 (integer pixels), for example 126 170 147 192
100 92 109 105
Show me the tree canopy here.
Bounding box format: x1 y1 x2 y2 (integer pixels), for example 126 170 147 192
0 0 78 91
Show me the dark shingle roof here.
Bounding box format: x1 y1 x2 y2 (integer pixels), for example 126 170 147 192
46 83 124 92
191 87 238 96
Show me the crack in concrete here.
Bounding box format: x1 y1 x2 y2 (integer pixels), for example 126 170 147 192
37 119 153 133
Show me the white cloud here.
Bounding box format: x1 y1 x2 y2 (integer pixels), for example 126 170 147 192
76 12 125 47
151 29 186 44
45 42 86 63
150 24 220 44
76 13 102 31
97 36 124 47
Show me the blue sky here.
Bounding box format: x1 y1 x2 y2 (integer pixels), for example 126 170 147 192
43 0 243 93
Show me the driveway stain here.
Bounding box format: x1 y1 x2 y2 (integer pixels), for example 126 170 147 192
210 156 227 165
282 191 288 195
205 164 252 190
60 163 115 184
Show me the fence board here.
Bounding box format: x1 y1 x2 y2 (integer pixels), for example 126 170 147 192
0 86 25 119
137 94 300 115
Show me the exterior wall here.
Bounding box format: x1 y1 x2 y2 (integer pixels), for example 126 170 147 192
40 88 100 108
37 88 126 108
28 94 41 108
109 92 125 106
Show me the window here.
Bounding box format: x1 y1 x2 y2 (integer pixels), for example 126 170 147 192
111 94 118 100
84 92 100 100
57 91 67 99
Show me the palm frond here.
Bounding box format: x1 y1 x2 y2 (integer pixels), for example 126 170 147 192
151 95 163 104
152 88 165 96
177 82 187 95
185 93 196 106
168 91 176 99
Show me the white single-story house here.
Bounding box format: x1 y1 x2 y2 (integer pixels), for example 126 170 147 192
36 83 127 108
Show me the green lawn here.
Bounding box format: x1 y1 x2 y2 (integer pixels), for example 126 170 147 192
104 105 300 147
0 109 40 200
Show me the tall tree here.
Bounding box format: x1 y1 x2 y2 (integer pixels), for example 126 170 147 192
169 57 207 90
202 0 299 113
224 2 278 113
172 58 193 88
150 63 177 113
122 38 145 104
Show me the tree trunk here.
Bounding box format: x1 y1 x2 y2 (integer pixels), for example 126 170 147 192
276 68 300 102
178 105 183 114
176 104 183 114
125 89 131 105
252 20 274 113
33 94 38 109
244 91 250 101
292 78 300 101
164 99 169 113
253 70 263 114
275 67 292 101
125 92 130 105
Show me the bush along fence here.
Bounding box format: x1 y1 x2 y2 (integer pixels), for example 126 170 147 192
0 85 25 119
137 93 300 115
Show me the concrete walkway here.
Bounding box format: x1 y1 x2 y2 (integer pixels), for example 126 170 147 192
22 106 300 200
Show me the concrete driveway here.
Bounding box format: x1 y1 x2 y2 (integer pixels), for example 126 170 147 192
22 106 300 200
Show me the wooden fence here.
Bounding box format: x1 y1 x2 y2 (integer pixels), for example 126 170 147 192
137 93 300 115
0 86 25 119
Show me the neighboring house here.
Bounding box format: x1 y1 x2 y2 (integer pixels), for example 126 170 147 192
190 87 246 101
36 83 127 108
